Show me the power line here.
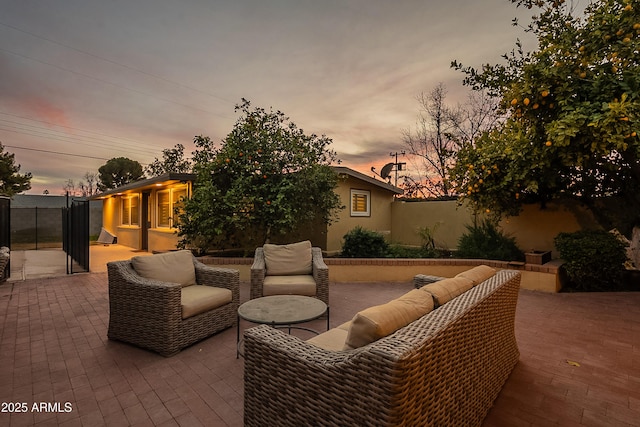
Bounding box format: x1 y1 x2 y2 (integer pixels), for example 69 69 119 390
0 119 161 158
0 20 235 106
4 144 111 161
0 46 233 119
0 111 166 154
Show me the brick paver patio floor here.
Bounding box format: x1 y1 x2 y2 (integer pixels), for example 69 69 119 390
1 273 639 426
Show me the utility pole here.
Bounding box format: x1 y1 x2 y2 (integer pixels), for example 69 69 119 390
390 151 406 187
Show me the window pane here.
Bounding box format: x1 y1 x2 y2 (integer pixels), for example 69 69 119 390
130 195 139 225
352 194 367 212
172 189 187 228
122 198 130 225
158 192 170 227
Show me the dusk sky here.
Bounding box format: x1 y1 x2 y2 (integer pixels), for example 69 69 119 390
1 0 539 195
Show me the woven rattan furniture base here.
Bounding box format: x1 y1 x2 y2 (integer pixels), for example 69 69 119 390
244 269 521 426
237 295 329 358
250 247 329 305
107 257 239 357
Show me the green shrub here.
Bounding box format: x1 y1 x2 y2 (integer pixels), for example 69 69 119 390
341 226 389 258
554 230 628 292
457 219 524 262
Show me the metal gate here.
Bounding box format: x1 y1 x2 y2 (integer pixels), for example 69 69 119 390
63 196 89 274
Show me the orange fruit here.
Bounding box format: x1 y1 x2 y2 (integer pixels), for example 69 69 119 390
541 90 549 97
545 141 552 147
523 98 531 106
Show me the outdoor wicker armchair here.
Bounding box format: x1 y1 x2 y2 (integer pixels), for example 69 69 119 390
250 241 329 305
0 246 9 282
107 251 239 357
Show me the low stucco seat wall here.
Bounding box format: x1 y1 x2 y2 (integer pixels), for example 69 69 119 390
201 256 561 292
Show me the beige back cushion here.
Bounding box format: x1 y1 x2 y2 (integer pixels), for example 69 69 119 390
455 265 497 286
345 289 435 349
420 277 473 307
263 240 312 276
131 250 196 287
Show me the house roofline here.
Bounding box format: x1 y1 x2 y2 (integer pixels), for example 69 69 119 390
331 166 403 194
90 167 403 199
90 173 196 199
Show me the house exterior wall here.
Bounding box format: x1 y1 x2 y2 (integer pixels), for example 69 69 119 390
325 176 396 254
100 182 190 252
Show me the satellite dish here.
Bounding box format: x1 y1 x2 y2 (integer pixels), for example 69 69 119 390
380 163 394 179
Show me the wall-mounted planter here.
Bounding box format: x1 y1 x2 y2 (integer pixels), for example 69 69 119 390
525 250 552 265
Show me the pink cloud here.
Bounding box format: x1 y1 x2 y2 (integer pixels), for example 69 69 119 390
23 97 73 131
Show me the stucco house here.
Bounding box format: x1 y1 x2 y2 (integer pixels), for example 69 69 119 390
92 167 402 254
92 173 194 253
326 166 403 254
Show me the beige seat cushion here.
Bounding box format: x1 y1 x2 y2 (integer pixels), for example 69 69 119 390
420 277 474 308
131 250 196 287
263 275 316 297
455 265 496 286
307 321 351 351
181 285 232 319
345 288 435 349
263 241 312 276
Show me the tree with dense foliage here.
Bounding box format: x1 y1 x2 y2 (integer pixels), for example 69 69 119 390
177 99 343 252
146 143 192 176
402 84 501 198
0 142 32 196
451 0 640 234
97 157 144 191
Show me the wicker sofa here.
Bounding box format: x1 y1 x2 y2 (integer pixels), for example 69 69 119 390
107 251 239 357
243 267 521 426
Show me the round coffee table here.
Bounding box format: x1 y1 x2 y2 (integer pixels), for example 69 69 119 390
236 295 329 358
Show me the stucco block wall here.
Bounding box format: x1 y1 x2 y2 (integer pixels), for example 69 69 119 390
391 200 472 250
390 199 600 257
500 199 600 257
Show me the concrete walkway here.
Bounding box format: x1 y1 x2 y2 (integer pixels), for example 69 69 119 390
7 244 151 281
